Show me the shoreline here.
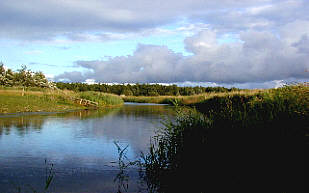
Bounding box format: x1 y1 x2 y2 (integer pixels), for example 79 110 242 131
0 108 87 118
0 88 123 114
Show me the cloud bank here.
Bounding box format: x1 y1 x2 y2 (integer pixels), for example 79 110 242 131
55 20 309 84
1 0 309 87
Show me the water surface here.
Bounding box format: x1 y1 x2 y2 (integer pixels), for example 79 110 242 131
0 103 174 193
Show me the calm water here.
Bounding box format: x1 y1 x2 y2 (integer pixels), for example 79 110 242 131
0 103 174 193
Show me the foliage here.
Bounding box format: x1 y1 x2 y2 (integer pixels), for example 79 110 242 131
55 82 240 96
0 63 55 88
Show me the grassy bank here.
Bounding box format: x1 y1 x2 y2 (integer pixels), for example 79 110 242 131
0 88 83 114
192 84 308 126
141 84 308 192
123 89 263 105
78 91 123 107
0 88 124 114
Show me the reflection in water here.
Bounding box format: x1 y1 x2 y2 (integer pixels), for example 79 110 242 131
0 115 44 136
0 104 174 193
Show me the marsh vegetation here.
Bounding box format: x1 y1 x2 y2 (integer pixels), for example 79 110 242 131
139 83 308 193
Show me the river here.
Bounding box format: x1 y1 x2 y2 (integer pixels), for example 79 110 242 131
0 103 174 193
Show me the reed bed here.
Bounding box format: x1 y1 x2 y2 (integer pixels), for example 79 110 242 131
123 89 264 105
141 83 308 192
78 91 124 106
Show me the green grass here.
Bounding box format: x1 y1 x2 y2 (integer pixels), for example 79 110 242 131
79 91 124 106
0 88 124 114
0 89 84 114
192 84 308 126
123 89 263 105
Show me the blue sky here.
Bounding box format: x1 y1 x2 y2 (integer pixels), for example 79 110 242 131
0 0 308 88
1 23 192 75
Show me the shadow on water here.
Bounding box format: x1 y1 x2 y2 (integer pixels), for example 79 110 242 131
136 102 307 192
0 108 120 136
0 105 173 136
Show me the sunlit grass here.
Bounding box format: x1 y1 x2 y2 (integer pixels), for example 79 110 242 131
123 89 264 105
0 88 83 113
78 91 124 106
0 87 124 113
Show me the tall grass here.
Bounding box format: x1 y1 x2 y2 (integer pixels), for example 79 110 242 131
78 91 124 106
123 89 263 105
193 84 308 130
141 84 308 192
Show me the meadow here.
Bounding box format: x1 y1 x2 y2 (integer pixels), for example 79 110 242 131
0 87 123 114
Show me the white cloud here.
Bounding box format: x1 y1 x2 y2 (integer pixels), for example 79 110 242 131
2 0 309 88
84 79 96 85
55 20 309 85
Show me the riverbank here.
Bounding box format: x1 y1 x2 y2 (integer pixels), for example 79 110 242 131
123 84 308 112
0 88 123 114
123 89 264 105
140 83 308 192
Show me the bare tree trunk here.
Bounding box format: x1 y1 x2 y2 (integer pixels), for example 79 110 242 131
22 87 25 96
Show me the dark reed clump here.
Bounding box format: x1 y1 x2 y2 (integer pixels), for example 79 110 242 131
141 84 308 193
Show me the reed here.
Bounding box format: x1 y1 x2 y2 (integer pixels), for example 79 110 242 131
78 91 123 106
141 83 308 192
123 89 263 105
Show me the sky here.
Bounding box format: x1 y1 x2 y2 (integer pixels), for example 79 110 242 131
0 0 309 88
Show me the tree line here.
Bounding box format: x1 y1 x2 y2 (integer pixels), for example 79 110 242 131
0 63 55 88
1 63 241 96
55 82 241 96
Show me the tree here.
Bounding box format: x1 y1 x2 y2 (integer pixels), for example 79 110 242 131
5 69 14 86
15 65 34 95
33 71 49 87
0 63 6 85
121 88 133 96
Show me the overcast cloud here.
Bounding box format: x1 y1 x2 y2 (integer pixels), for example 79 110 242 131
1 0 307 40
1 0 309 87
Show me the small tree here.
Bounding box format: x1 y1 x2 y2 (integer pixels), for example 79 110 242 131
15 65 33 95
33 71 49 88
5 69 14 86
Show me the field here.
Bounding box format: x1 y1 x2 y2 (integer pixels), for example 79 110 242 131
0 87 123 114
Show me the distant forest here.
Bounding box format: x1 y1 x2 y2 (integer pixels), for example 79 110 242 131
1 64 241 96
55 82 241 96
